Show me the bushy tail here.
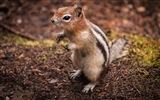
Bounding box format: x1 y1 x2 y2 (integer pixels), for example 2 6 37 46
109 37 128 63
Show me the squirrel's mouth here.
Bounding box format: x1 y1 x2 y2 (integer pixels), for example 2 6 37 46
51 17 60 24
51 18 63 27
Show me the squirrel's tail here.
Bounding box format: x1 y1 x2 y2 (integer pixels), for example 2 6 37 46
109 37 128 63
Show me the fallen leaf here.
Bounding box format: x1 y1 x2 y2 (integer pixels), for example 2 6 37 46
18 54 25 59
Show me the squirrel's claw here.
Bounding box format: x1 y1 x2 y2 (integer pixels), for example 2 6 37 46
56 34 65 43
69 70 82 79
82 82 96 93
63 45 70 51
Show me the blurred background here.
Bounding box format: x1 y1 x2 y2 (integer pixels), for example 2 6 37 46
0 0 160 40
0 1 160 99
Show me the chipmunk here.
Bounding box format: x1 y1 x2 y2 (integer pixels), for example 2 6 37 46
51 4 127 93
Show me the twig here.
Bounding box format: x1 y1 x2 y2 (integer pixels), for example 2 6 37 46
0 23 39 41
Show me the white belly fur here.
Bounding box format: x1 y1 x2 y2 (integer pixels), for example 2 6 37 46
72 46 104 81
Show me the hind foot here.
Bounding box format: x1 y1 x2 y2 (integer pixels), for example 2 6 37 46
82 82 97 93
69 70 82 79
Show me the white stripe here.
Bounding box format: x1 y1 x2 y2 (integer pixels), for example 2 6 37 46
89 22 110 65
88 22 110 66
89 22 109 42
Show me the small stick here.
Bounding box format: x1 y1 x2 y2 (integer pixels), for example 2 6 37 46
0 23 39 41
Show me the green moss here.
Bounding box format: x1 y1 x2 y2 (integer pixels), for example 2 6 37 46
107 31 160 68
0 32 55 47
128 35 160 68
41 39 56 47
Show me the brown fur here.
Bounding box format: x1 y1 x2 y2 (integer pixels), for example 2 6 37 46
51 4 105 93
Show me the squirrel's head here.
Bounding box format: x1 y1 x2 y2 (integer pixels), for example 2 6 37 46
51 3 85 31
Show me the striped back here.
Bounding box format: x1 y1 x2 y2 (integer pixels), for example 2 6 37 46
88 21 110 67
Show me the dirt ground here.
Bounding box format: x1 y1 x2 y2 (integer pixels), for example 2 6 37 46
0 0 160 100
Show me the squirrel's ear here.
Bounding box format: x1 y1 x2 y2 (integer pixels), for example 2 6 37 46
73 2 78 8
72 2 82 17
75 7 82 17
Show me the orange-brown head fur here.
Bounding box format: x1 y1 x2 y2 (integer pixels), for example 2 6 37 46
51 4 88 34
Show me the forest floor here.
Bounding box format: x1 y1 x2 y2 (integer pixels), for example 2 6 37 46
0 1 160 100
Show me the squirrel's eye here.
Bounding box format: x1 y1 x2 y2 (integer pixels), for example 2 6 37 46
63 16 71 20
62 14 72 22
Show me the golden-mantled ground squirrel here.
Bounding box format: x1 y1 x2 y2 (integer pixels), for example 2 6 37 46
51 4 127 93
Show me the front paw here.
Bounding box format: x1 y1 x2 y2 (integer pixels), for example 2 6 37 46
63 45 70 51
63 43 77 51
56 34 65 43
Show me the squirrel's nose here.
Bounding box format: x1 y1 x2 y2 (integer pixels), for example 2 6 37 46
51 17 55 23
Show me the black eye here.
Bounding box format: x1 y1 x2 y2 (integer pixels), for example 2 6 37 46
63 16 71 20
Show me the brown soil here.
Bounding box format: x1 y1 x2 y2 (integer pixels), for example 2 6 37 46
0 0 160 100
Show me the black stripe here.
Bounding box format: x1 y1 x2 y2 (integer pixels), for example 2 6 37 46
94 28 110 65
94 28 109 48
96 38 107 66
